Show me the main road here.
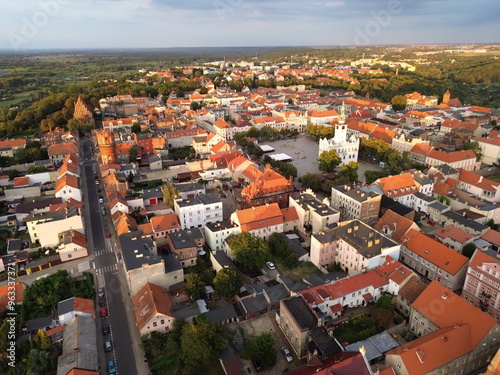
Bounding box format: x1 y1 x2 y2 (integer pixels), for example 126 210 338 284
80 139 147 375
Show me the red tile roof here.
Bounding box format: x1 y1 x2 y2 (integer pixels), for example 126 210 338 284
377 173 418 198
55 174 79 193
427 149 476 163
458 168 500 192
374 210 418 242
151 213 180 232
402 229 468 275
132 283 173 332
433 225 474 244
235 203 284 232
481 229 500 247
412 281 496 348
13 176 29 187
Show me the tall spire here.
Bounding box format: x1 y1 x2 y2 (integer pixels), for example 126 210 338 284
339 101 347 125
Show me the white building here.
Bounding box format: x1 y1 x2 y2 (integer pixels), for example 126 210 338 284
174 194 223 229
288 190 340 234
318 102 359 165
204 220 240 251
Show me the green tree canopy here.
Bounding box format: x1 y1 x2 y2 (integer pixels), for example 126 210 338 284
228 232 270 271
299 173 322 191
462 140 482 160
213 268 243 299
391 95 407 111
376 295 394 311
181 315 228 371
337 161 359 183
250 331 276 367
318 149 341 173
185 274 205 300
373 307 395 329
162 182 179 208
462 243 477 258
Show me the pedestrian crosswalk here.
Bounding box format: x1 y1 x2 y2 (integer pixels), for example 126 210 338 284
96 264 117 274
95 247 113 256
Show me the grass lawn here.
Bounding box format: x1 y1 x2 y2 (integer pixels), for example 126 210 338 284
487 174 500 183
0 91 35 108
278 261 323 282
333 324 360 344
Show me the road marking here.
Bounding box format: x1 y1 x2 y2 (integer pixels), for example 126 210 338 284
96 264 117 274
78 261 90 272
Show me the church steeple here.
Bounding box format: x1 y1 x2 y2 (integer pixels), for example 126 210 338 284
338 101 347 125
334 101 348 144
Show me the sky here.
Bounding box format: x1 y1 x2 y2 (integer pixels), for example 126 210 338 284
1 0 499 50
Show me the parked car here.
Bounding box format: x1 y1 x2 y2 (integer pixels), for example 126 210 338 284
427 220 436 226
108 360 116 374
98 296 106 307
104 340 113 352
102 324 110 335
98 287 105 298
281 346 293 363
251 357 263 372
101 207 106 216
105 233 111 238
249 271 262 278
99 196 104 204
100 307 108 318
95 180 100 185
266 261 275 270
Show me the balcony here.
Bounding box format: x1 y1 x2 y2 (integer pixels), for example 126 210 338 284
479 300 489 312
481 291 492 299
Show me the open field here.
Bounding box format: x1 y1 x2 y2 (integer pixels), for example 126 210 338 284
0 91 35 108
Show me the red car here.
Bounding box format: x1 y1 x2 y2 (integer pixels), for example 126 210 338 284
100 307 108 318
105 233 111 238
427 220 436 226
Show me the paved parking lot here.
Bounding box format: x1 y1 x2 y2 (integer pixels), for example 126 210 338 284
265 135 382 183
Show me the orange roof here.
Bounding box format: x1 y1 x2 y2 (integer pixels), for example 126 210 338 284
308 110 339 118
371 126 395 143
47 142 78 157
165 128 207 139
412 281 496 348
132 282 173 331
13 176 29 187
235 203 283 230
441 118 478 132
138 222 154 235
469 105 492 114
281 206 299 223
116 212 138 236
151 213 180 232
468 250 499 273
241 165 292 200
402 229 468 275
211 140 229 154
433 225 474 244
387 324 472 375
348 120 377 135
405 110 431 119
481 229 500 247
410 143 433 156
114 142 133 156
72 297 95 318
458 168 500 192
242 164 263 181
67 230 87 248
377 173 418 198
214 117 232 129
0 139 27 148
66 369 99 375
0 282 25 310
433 180 453 196
374 209 418 242
473 136 500 147
227 155 251 171
427 149 476 163
55 174 79 193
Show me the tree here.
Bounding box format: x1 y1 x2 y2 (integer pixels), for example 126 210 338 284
128 147 138 163
213 267 243 299
391 95 407 111
268 232 288 258
27 165 47 174
131 122 141 134
462 141 482 160
181 315 227 371
35 329 52 350
318 149 341 173
162 182 179 208
376 295 394 311
487 218 500 231
232 326 245 352
373 307 395 329
299 173 321 191
66 118 91 134
228 232 270 271
337 161 359 183
184 274 205 300
462 243 477 258
250 332 276 367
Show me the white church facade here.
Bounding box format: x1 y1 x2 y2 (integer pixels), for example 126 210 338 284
318 102 359 165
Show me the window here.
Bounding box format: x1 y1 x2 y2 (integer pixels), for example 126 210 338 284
153 322 157 327
161 319 165 325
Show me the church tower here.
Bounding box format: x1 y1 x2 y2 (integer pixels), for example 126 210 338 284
73 96 95 126
334 101 348 144
442 89 451 105
96 130 117 165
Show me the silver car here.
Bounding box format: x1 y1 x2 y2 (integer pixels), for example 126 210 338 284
281 346 293 363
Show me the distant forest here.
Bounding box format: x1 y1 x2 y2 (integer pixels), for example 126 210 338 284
0 46 499 138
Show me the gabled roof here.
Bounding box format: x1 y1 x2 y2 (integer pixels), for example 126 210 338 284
132 282 173 332
377 173 418 198
458 168 500 192
13 176 29 187
48 142 78 157
0 282 25 311
0 138 27 149
211 140 230 154
468 249 499 272
387 325 472 375
427 149 476 163
374 209 418 242
402 229 468 275
151 213 180 232
55 174 79 193
281 206 299 223
398 276 427 304
412 281 496 348
433 225 474 244
214 117 232 129
235 203 284 232
410 143 433 156
481 229 500 247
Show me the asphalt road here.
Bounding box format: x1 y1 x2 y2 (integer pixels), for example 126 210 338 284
81 139 140 375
